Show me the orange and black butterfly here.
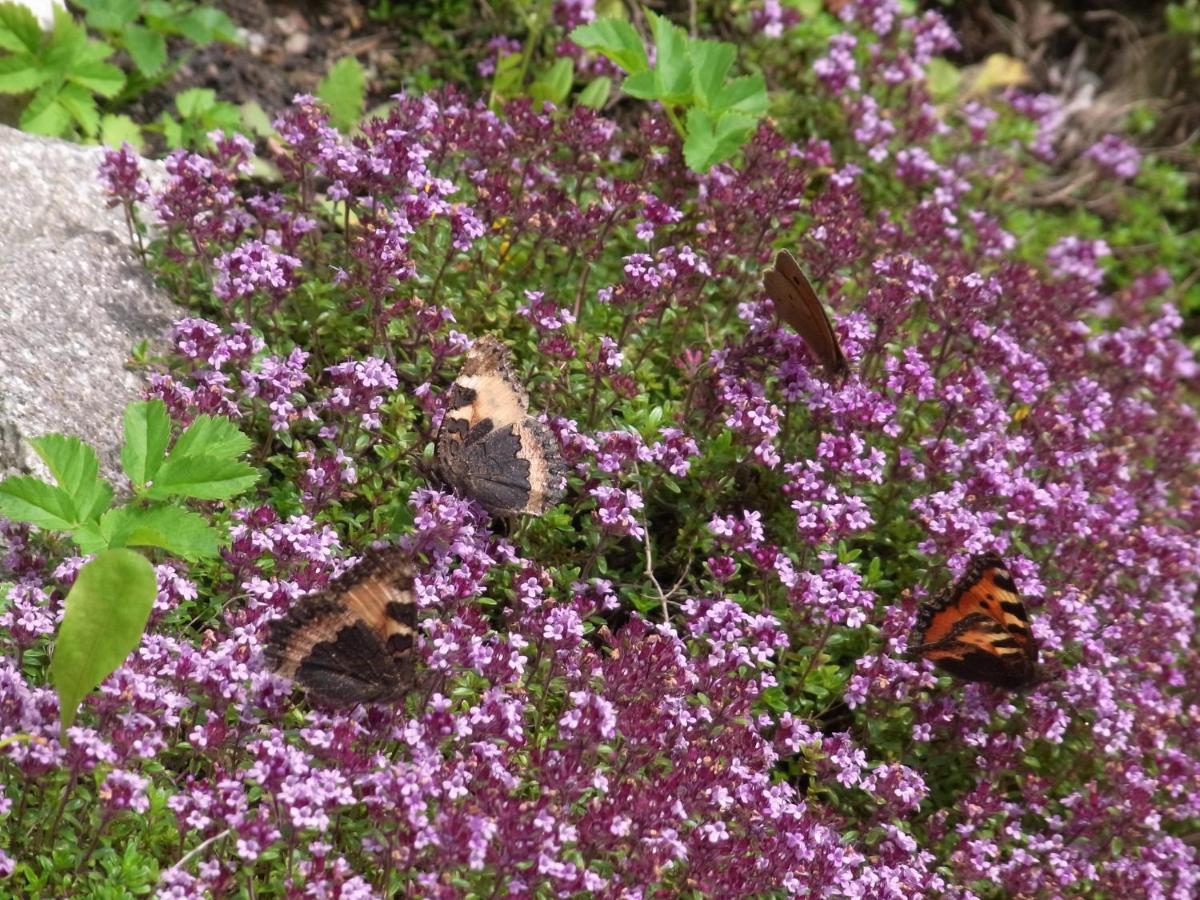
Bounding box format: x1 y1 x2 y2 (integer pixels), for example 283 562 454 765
908 553 1040 690
266 547 419 706
762 250 847 378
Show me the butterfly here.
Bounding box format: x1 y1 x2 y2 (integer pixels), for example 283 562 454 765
436 336 567 517
762 250 847 378
266 547 418 706
908 553 1041 690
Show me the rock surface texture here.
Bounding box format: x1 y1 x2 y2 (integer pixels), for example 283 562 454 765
0 126 178 482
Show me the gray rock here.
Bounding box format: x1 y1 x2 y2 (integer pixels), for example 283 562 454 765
0 126 180 486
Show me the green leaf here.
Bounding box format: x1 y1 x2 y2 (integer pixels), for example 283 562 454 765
712 73 768 118
87 505 220 560
29 433 111 522
174 7 239 44
122 24 166 79
683 107 757 172
68 59 124 98
0 476 77 531
529 57 573 108
689 40 735 107
99 113 143 150
20 82 71 136
317 56 366 133
569 18 648 75
77 0 139 32
490 51 525 107
174 86 216 117
171 415 252 462
576 75 611 109
146 455 258 501
57 81 100 136
50 549 157 733
646 11 691 105
122 401 172 488
621 69 658 100
0 53 47 94
239 100 275 138
0 1 43 54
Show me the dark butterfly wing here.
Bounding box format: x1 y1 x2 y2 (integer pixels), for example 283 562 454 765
909 553 1039 690
266 547 418 706
763 250 847 378
436 337 566 516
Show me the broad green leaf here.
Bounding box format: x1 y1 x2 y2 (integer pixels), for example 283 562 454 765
689 40 735 108
99 113 143 150
529 57 573 108
170 414 252 462
89 505 220 560
69 59 124 98
29 433 111 521
122 24 166 79
76 0 139 32
683 107 756 172
20 90 70 136
46 8 88 69
50 549 157 733
146 454 258 501
122 401 172 487
0 1 43 54
712 73 768 118
57 81 100 136
490 51 525 107
0 476 76 531
0 53 46 94
175 7 239 44
576 75 611 109
621 69 658 100
646 11 691 106
175 86 216 117
239 100 275 137
317 56 366 133
569 19 648 75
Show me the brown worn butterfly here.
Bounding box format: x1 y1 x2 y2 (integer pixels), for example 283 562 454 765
762 250 847 378
435 336 567 517
908 553 1041 690
266 547 418 706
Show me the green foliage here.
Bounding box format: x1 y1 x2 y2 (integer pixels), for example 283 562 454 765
318 56 367 133
151 86 243 149
0 4 123 138
50 547 157 732
1166 0 1200 71
570 11 768 171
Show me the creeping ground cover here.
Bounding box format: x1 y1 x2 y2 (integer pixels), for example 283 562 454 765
2 1 1200 896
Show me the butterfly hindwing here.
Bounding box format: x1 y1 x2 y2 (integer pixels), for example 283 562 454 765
909 553 1039 690
266 547 418 707
762 250 847 378
436 336 566 517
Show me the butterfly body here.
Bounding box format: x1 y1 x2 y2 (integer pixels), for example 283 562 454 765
436 336 566 517
762 250 847 378
266 547 418 706
909 553 1040 690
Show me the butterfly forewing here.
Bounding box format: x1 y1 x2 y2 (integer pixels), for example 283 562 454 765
909 553 1040 690
266 547 419 707
762 250 847 378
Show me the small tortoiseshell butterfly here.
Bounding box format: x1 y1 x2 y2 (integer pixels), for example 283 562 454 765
762 250 847 379
436 336 567 517
266 547 418 706
908 553 1041 690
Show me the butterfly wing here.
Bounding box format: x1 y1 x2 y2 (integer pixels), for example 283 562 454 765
762 250 847 378
909 553 1039 690
436 336 566 517
266 547 418 706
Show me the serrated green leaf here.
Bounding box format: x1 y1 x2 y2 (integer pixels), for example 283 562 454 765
317 56 365 133
621 69 658 100
0 53 47 94
174 86 216 117
239 100 275 137
122 401 172 488
646 11 691 106
146 454 258 501
0 1 44 54
490 51 525 107
683 107 756 172
57 81 100 136
99 113 143 150
95 505 220 560
69 59 124 98
529 57 573 108
77 0 139 32
29 433 111 522
712 73 768 118
20 82 70 136
174 7 239 44
0 476 76 531
689 40 735 107
121 24 166 79
576 75 611 109
50 549 157 734
171 415 252 462
568 18 648 75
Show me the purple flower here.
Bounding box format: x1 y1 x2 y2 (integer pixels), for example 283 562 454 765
1085 133 1143 181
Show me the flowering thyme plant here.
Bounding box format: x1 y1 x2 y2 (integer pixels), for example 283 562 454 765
2 1 1199 896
